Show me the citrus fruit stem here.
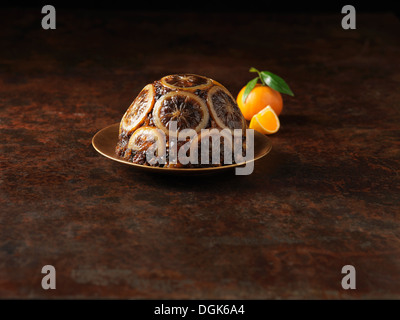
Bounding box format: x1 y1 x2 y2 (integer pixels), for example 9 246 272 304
249 67 266 86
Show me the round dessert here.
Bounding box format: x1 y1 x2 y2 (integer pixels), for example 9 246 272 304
115 74 247 168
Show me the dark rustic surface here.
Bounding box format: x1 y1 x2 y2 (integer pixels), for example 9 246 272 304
1 9 399 299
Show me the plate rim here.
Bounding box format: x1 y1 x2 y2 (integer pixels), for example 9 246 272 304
92 123 272 172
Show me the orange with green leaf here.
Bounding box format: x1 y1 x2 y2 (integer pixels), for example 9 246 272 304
237 67 294 134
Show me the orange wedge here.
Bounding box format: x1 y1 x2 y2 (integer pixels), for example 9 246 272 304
249 105 280 134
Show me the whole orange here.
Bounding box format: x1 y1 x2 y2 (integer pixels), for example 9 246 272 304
237 84 283 120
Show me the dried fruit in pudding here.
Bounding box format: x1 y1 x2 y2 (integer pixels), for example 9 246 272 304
116 74 247 168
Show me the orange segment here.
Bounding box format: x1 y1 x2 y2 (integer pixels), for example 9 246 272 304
207 85 246 132
128 126 166 155
152 91 209 136
249 105 280 134
120 84 155 135
161 74 212 91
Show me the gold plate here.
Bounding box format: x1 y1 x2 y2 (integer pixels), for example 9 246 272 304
92 123 272 175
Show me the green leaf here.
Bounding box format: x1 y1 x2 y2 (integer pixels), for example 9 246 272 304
249 67 267 86
249 67 266 85
242 77 259 104
249 67 260 73
260 71 294 96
